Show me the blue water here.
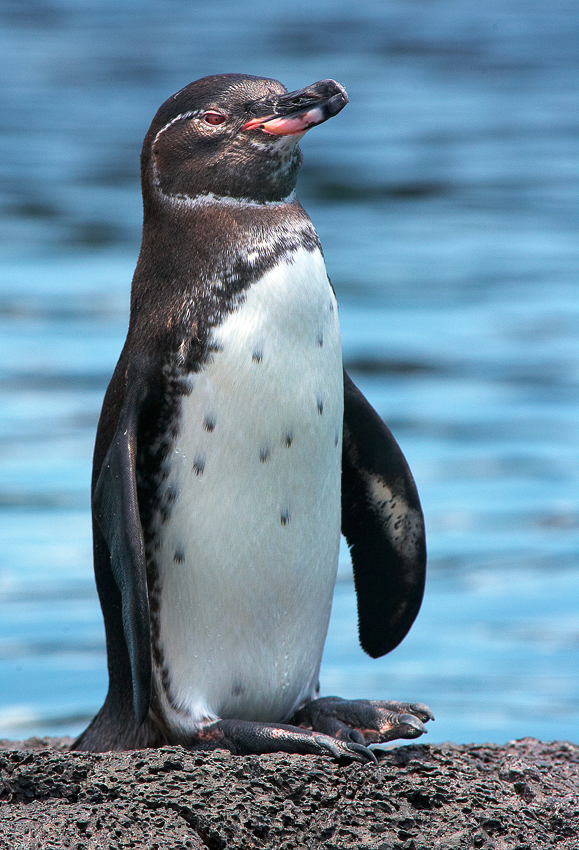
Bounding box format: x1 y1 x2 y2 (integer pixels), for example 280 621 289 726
0 0 577 745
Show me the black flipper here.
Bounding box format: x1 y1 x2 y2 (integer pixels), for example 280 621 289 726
92 362 152 726
341 370 426 658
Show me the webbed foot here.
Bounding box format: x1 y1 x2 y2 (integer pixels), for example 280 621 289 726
290 696 434 749
188 717 377 763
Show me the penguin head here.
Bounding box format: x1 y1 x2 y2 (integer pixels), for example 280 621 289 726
142 74 348 205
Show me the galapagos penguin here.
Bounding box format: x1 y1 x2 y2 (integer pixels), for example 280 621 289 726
73 74 432 761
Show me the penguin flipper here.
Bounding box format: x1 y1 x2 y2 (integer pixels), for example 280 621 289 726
92 368 152 726
341 369 426 658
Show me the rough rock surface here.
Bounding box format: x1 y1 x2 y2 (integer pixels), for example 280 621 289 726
0 737 577 849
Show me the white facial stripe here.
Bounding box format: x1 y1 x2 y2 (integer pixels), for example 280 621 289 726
150 110 198 203
152 110 200 147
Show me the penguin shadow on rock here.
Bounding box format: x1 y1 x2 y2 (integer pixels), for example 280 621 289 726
73 74 433 762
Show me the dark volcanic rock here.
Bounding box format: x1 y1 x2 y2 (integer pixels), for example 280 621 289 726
0 737 577 849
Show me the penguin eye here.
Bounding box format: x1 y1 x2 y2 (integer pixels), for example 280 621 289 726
201 111 227 126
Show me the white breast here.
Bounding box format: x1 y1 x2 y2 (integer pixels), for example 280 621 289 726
153 246 343 733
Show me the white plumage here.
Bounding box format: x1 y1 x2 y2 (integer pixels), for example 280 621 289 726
153 246 344 733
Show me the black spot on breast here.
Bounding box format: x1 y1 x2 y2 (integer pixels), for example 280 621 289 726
334 432 339 447
174 546 185 564
232 681 244 697
193 454 205 475
280 509 290 526
259 447 271 463
252 349 263 363
203 414 215 432
317 398 324 415
317 333 324 347
205 342 223 366
283 431 293 448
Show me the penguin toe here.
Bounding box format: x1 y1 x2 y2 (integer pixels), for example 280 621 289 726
314 734 378 764
408 701 436 723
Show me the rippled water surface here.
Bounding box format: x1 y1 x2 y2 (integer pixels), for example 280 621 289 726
0 0 577 744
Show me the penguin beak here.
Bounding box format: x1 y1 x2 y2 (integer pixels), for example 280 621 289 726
242 79 348 136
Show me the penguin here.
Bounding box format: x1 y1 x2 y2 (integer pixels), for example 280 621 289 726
73 74 432 762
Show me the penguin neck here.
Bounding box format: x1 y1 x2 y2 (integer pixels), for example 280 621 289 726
141 188 307 242
128 195 321 348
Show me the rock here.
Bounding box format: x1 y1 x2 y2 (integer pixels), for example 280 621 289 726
0 737 577 848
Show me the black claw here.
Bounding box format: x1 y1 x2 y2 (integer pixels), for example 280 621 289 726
347 742 378 765
397 713 428 735
411 702 435 722
314 735 376 764
347 728 366 746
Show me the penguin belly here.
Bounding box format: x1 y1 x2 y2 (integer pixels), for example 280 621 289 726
152 246 344 734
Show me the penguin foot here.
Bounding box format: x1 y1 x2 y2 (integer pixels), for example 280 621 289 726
290 696 434 749
187 718 377 763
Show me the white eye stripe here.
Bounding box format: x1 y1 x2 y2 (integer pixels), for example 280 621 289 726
153 109 229 145
152 110 200 146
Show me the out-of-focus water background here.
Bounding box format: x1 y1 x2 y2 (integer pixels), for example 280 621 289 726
0 0 577 745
